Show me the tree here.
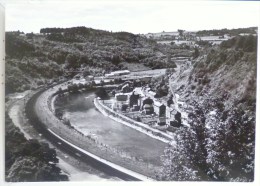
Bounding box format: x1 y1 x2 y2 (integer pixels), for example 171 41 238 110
154 85 168 98
159 127 202 181
6 33 34 57
95 87 109 99
5 114 68 182
111 55 121 66
243 35 257 52
236 36 246 49
100 79 105 86
205 107 255 181
78 55 90 65
6 157 68 182
159 98 255 181
193 47 200 59
71 83 79 93
178 29 185 37
167 95 174 107
65 54 80 69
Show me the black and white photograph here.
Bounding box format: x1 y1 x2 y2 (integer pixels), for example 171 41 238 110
0 0 259 184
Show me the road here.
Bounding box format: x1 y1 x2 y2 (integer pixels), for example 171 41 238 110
25 88 150 181
7 91 118 181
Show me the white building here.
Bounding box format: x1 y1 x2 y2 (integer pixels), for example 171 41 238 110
105 70 130 78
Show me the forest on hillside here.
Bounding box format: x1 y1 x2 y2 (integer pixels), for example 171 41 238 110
5 26 182 94
158 35 257 181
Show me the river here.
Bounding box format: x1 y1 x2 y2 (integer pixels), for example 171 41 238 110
55 91 167 166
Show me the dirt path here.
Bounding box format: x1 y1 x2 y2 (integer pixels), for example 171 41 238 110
169 59 192 127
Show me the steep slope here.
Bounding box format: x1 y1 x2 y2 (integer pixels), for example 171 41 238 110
160 35 257 181
171 35 257 111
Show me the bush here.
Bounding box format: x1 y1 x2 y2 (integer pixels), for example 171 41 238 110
5 114 68 181
6 33 35 57
95 87 109 100
221 35 257 52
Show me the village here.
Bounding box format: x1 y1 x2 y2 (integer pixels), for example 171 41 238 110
87 69 184 133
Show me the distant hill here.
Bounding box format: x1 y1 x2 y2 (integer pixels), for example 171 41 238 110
5 26 181 94
196 27 257 36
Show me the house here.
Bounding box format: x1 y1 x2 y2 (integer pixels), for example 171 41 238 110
129 92 140 107
158 117 166 126
170 111 182 127
132 105 140 111
143 104 154 115
143 87 156 98
111 70 130 76
113 93 129 111
115 93 128 101
121 104 128 112
85 75 94 81
142 97 154 115
154 102 166 117
121 84 132 93
142 97 154 107
105 73 114 78
166 107 176 119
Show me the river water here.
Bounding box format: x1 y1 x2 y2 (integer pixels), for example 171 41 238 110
55 91 167 165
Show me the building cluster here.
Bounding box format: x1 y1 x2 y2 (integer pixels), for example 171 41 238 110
112 87 181 127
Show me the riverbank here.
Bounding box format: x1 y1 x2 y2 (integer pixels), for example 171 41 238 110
94 98 174 144
34 82 162 179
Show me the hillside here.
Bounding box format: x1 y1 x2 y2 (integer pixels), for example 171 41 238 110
196 27 257 36
170 35 256 110
5 26 183 94
159 35 257 181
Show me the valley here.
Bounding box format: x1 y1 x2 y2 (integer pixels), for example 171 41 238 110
5 26 257 182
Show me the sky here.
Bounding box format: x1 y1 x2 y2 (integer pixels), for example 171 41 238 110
3 0 260 34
